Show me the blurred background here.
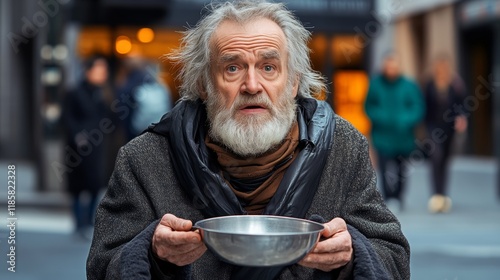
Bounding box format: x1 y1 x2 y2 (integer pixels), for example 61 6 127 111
0 0 499 279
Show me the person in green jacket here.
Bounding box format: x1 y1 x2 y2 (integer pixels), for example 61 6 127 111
365 52 425 209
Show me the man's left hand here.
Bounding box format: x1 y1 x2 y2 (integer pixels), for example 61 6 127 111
298 217 353 272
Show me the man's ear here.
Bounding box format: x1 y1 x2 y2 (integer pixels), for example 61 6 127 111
292 76 300 98
199 80 208 100
200 89 208 100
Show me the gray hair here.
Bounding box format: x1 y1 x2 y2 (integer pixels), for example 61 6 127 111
168 0 327 100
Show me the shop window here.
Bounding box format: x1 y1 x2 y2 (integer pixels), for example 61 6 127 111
333 71 370 136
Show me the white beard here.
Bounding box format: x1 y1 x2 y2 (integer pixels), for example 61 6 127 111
206 83 297 157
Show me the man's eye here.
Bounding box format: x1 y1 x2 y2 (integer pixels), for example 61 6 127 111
263 65 275 72
227 66 238 73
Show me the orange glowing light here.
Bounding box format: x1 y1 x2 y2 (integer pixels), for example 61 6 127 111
333 71 371 136
137 28 155 43
115 36 132 54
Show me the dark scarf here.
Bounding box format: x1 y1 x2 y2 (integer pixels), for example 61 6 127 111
147 97 336 280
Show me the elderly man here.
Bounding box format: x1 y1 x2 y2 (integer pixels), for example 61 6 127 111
87 1 410 279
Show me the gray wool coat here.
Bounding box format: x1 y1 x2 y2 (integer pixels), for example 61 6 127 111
87 116 410 280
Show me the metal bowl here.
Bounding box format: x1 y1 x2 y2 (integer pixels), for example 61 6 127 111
194 215 324 267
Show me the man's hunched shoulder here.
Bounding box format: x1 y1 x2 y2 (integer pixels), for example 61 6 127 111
333 115 368 147
120 132 170 158
119 115 366 158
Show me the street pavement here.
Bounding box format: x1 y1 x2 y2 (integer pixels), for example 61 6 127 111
0 156 499 279
396 156 500 280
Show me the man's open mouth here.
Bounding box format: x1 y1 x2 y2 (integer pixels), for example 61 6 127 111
240 104 267 110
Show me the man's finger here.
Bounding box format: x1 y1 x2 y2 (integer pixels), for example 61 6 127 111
160 213 193 231
299 255 347 272
155 226 201 246
167 241 206 256
322 218 347 238
311 233 351 254
169 243 207 266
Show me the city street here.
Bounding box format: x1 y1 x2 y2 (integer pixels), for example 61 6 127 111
0 156 499 279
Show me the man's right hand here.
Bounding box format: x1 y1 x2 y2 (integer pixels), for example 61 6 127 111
152 214 207 266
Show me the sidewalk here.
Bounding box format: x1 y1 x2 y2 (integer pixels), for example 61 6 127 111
396 156 500 280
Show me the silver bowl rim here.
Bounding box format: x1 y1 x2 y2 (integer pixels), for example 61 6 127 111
193 215 325 236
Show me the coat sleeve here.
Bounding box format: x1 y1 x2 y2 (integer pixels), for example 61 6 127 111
63 90 83 142
397 81 425 130
86 145 176 280
423 81 433 124
341 132 411 280
451 75 468 115
364 80 391 129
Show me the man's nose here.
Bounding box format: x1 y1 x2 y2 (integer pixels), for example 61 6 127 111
241 68 262 95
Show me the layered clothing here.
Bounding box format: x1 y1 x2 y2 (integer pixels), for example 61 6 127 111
87 98 410 279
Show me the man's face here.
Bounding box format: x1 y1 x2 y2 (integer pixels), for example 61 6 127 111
86 59 108 86
206 18 298 157
434 60 450 82
383 56 400 81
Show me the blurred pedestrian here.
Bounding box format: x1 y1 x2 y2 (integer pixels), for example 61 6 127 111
63 55 109 237
116 55 172 142
365 51 425 210
424 54 467 213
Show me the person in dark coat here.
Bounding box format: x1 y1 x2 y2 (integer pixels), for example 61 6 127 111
365 52 425 210
87 1 410 279
424 54 467 213
63 55 109 235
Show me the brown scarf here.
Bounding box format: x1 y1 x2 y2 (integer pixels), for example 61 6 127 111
205 122 300 214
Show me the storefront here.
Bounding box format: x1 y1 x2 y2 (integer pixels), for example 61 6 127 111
459 0 500 157
458 0 500 197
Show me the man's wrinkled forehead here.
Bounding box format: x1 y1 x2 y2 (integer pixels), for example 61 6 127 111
210 18 287 59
